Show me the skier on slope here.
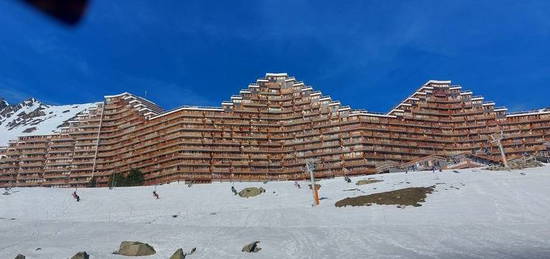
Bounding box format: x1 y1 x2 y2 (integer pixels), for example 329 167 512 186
231 186 238 195
153 190 160 199
72 191 80 202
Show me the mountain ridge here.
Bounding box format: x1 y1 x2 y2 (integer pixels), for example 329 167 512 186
0 96 99 146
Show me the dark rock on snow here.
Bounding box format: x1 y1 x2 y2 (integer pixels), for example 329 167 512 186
113 241 156 256
71 251 90 259
170 248 186 259
242 241 262 253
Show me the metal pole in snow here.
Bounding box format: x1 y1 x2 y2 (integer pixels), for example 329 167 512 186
497 141 509 168
490 130 509 169
306 160 320 206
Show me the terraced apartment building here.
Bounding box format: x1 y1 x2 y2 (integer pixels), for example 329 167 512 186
1 73 549 187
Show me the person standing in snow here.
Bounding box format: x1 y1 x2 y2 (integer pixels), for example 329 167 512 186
153 191 160 199
231 186 238 195
344 176 351 183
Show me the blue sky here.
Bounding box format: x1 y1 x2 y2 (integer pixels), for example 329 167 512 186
1 0 549 112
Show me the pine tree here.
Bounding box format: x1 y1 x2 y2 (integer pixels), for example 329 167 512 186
126 169 145 186
88 177 97 187
108 169 145 187
109 173 127 187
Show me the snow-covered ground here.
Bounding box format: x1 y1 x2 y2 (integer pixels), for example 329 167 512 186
1 166 550 258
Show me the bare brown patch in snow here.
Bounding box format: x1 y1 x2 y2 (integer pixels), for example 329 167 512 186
335 186 435 208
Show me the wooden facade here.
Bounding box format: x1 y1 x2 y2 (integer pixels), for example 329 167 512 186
1 74 549 187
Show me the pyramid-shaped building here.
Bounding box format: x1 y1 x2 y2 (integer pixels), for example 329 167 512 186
1 73 549 187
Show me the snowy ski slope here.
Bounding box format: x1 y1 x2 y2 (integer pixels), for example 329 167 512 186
1 166 550 258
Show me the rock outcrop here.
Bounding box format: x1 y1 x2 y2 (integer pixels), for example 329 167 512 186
113 241 156 256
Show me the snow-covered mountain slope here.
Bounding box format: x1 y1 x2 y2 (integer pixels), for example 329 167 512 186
1 166 550 258
0 97 99 146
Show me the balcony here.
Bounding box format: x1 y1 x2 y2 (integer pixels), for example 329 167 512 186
0 164 19 169
71 166 93 172
17 174 43 180
19 162 44 167
0 176 16 181
19 156 44 162
18 144 48 149
19 150 47 155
